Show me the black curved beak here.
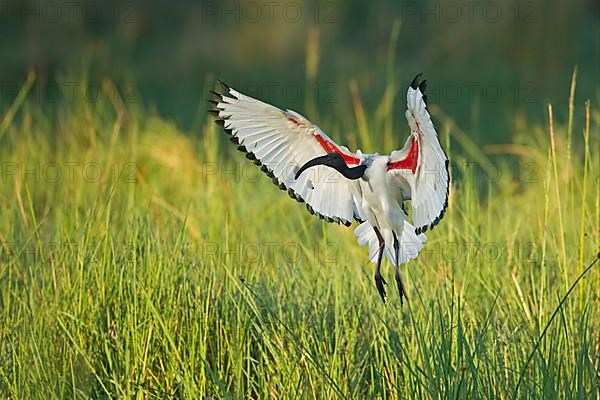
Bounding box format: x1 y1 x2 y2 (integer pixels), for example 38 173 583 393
295 153 367 181
295 154 332 180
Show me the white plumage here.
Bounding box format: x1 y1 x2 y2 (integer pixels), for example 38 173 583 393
209 74 449 303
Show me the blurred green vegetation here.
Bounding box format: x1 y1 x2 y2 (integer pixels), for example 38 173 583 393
1 1 600 397
1 0 598 143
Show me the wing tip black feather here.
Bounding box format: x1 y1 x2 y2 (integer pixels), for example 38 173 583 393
217 79 230 90
410 73 423 90
209 90 222 98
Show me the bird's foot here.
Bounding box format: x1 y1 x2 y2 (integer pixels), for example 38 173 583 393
395 270 408 306
374 272 387 303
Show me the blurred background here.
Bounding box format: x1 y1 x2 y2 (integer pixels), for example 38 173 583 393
1 4 599 397
1 0 598 144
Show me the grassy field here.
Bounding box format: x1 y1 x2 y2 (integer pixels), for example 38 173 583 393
0 72 598 399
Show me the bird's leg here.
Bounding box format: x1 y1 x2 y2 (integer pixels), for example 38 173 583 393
373 226 387 303
393 233 408 306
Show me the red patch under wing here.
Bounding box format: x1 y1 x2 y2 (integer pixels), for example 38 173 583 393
288 117 360 165
313 134 361 165
387 137 419 173
287 116 361 165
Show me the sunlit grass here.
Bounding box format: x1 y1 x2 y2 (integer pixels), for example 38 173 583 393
0 71 598 399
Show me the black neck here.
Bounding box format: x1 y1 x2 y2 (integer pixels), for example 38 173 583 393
338 164 367 180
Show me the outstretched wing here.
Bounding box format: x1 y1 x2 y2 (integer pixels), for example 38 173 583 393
387 74 449 234
209 82 365 226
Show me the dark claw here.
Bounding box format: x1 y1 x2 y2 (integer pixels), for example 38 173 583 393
419 79 427 94
395 269 408 306
374 272 387 303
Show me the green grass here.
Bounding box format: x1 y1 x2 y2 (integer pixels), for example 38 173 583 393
0 73 598 399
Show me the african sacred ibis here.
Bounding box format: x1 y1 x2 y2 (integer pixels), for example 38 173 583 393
209 74 449 304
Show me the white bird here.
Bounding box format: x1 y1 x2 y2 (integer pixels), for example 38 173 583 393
209 74 449 304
